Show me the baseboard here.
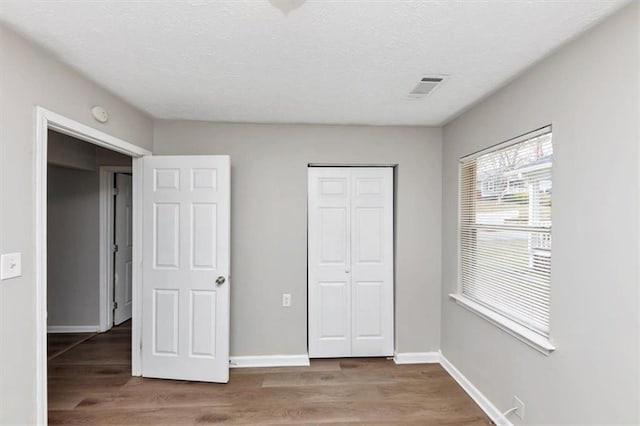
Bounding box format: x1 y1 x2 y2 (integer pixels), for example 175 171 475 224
47 325 101 333
393 352 440 364
229 354 311 368
439 351 512 426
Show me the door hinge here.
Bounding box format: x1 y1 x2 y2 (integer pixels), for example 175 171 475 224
113 301 118 310
112 244 119 253
112 187 119 196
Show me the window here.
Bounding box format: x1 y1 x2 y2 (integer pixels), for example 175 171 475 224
455 126 554 351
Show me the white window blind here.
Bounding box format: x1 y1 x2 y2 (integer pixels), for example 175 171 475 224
459 127 553 336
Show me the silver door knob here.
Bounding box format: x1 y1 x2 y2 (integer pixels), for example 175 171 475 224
216 276 226 285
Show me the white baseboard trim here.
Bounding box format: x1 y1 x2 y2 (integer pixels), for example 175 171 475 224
229 354 311 368
47 325 101 333
393 352 440 364
439 351 512 426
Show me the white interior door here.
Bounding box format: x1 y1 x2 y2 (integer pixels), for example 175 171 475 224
114 173 133 325
308 167 394 358
142 155 230 382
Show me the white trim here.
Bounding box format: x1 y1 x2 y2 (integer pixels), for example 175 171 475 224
229 355 311 368
98 168 113 332
449 294 556 355
99 166 133 333
34 106 150 425
393 352 440 364
34 107 49 426
439 352 513 426
460 125 552 161
47 325 100 333
308 163 398 168
40 108 151 158
131 158 144 376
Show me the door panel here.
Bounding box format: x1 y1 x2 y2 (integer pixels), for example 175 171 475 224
154 289 179 355
354 281 383 337
354 207 384 263
320 208 348 264
114 173 133 325
319 281 349 338
142 155 230 383
308 167 393 358
191 203 217 269
308 168 351 357
154 203 180 268
155 168 179 190
350 168 393 356
190 290 216 357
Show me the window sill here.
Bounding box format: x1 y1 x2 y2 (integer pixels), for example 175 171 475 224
448 293 556 356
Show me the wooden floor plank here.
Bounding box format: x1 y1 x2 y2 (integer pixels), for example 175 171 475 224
47 332 96 360
48 321 490 425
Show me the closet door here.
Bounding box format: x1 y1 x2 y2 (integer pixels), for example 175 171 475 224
350 168 394 356
308 168 352 357
308 167 393 358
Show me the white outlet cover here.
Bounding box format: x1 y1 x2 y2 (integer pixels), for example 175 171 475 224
1 252 22 280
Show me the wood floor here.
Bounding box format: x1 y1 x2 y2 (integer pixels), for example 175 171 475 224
48 322 490 425
48 331 96 360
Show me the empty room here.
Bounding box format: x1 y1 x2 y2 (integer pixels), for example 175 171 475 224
0 1 638 425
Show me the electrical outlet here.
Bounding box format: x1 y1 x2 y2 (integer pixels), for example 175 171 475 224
513 396 525 420
282 293 292 307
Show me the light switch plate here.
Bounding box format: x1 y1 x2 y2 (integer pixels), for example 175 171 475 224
1 252 22 280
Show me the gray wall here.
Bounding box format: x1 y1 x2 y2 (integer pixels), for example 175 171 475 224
0 25 152 424
154 122 442 356
441 3 639 425
48 130 133 171
47 165 100 328
48 130 97 171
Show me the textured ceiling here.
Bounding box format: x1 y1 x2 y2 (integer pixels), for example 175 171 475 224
0 0 630 126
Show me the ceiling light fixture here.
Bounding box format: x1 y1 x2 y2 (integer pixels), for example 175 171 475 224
267 0 306 16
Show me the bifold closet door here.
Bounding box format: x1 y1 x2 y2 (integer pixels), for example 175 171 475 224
308 167 393 358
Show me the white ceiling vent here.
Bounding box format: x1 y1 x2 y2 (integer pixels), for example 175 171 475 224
408 76 446 98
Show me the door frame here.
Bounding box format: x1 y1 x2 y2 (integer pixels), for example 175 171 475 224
34 106 151 424
99 166 133 332
306 164 398 357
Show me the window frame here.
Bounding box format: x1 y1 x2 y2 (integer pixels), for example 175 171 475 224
450 125 556 355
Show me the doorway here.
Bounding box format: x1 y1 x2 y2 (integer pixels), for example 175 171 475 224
47 131 133 335
34 107 150 423
100 167 134 329
307 166 395 358
47 145 134 417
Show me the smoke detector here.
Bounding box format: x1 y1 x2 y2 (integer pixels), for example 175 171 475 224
90 105 109 123
408 76 446 98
